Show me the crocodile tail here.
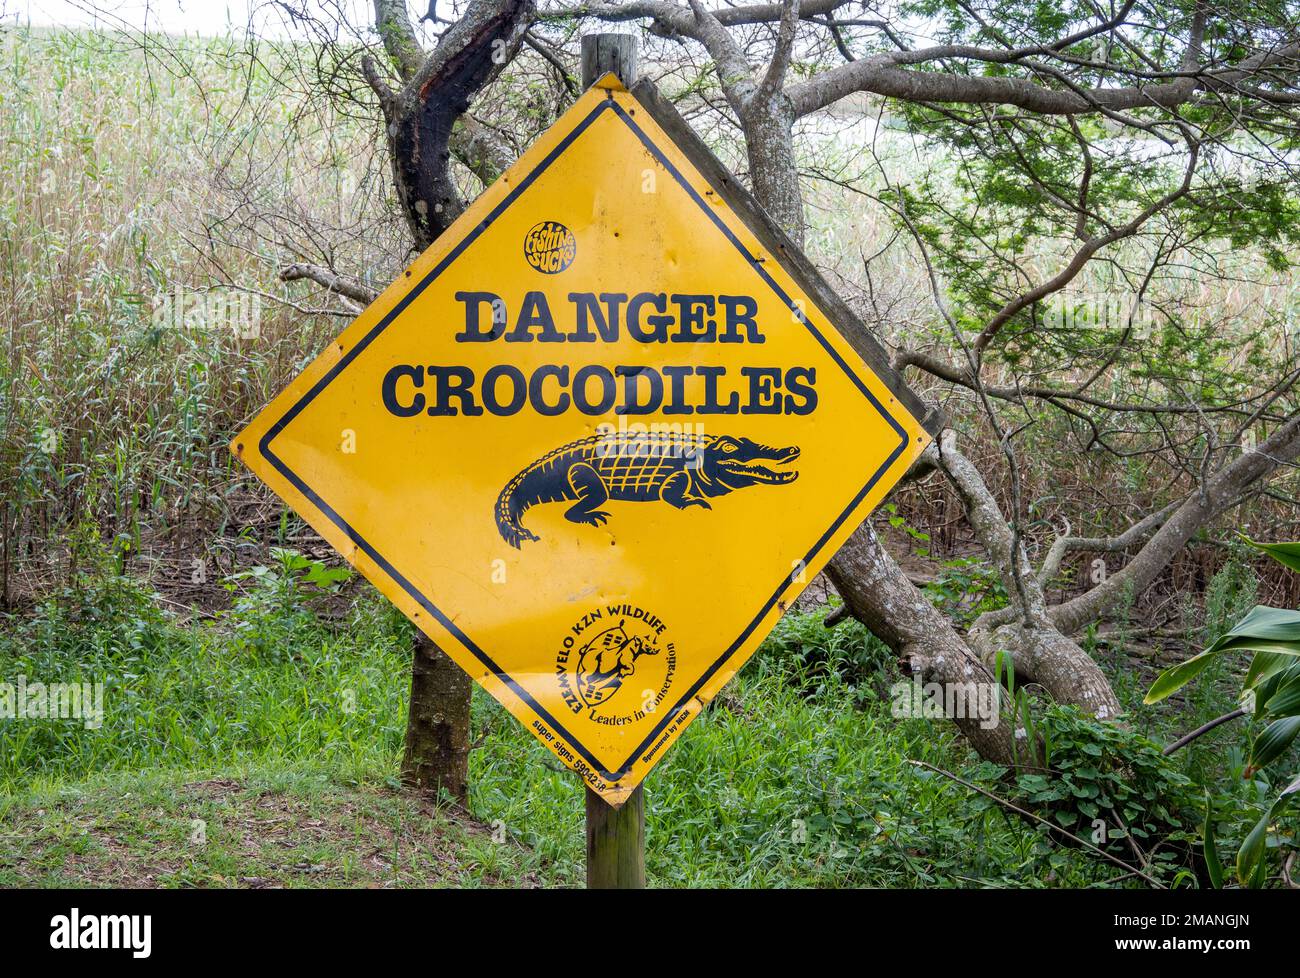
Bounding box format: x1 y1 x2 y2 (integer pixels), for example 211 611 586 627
494 472 539 549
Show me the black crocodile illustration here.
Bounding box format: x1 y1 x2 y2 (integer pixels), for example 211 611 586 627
494 430 800 548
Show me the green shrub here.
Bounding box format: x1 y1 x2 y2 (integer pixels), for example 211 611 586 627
971 705 1202 884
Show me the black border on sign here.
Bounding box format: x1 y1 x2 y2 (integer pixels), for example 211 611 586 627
259 93 912 782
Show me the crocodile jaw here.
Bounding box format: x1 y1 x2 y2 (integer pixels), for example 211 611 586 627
718 446 800 485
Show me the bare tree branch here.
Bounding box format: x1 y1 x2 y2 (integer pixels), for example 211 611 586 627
1036 502 1181 586
756 0 800 103
1050 411 1300 633
786 16 1298 119
280 262 380 305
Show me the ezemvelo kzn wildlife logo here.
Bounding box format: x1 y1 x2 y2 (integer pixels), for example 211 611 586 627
523 220 576 274
556 605 677 724
494 429 801 547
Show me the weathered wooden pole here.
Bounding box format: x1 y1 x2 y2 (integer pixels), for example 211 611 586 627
586 785 646 888
580 32 638 90
578 31 646 890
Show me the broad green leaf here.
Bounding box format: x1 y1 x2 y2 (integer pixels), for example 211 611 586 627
304 563 351 587
1262 675 1300 718
1145 652 1221 704
270 547 310 571
1245 650 1297 688
1249 853 1269 890
995 649 1015 697
1203 801 1224 890
1236 809 1270 885
1241 536 1300 575
1211 637 1300 657
1215 605 1300 644
1250 716 1300 769
1254 660 1300 712
1237 793 1295 886
1145 606 1300 704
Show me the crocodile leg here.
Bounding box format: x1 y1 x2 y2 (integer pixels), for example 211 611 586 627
564 462 611 526
660 470 712 510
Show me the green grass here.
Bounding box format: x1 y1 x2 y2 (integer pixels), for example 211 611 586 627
0 563 1127 887
473 663 1111 887
0 761 540 888
0 567 410 786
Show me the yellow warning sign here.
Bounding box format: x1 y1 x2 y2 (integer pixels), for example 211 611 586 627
233 79 931 805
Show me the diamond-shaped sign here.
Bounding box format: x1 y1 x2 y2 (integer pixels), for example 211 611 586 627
233 77 932 805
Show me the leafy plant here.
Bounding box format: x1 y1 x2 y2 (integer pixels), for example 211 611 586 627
993 649 1040 769
883 502 932 557
1239 538 1300 574
923 557 1008 627
975 704 1200 884
757 598 894 698
1146 538 1300 886
221 548 352 662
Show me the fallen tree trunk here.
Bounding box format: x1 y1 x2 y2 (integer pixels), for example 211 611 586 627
826 525 1027 765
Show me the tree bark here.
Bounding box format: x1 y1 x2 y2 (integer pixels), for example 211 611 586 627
367 0 535 800
743 95 803 245
826 524 1026 764
372 0 535 248
402 632 474 802
737 62 1038 765
937 441 1124 720
730 27 1124 760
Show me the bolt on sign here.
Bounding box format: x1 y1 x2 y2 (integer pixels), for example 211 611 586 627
233 74 933 806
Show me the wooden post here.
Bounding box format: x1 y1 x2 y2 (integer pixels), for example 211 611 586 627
586 785 646 888
581 33 639 90
577 31 646 890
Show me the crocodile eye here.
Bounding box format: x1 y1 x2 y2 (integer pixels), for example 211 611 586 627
722 442 737 453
